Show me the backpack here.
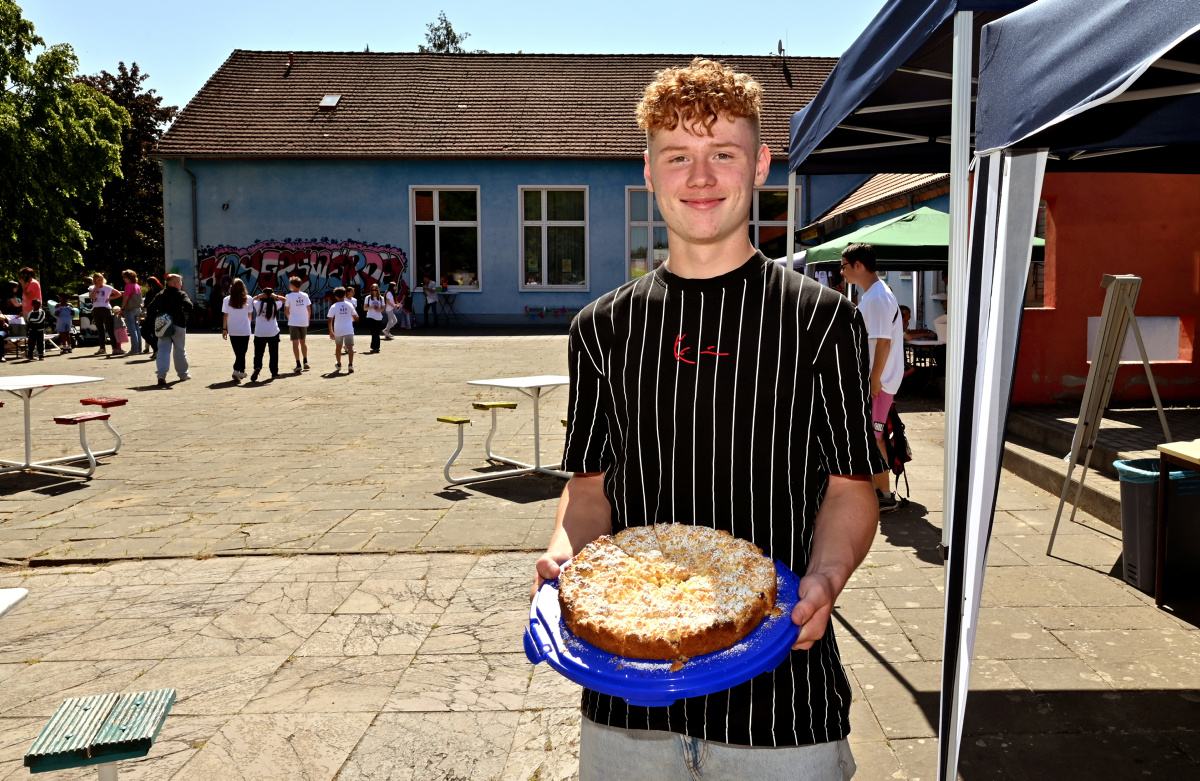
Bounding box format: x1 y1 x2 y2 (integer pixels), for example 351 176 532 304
153 312 175 338
883 402 912 497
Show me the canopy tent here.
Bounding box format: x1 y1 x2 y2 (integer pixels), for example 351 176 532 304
803 206 1043 268
940 3 1200 781
785 0 1033 562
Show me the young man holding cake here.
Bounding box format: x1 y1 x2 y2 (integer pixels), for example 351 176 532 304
532 58 883 779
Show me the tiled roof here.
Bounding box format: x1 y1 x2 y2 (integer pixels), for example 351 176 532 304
818 173 950 222
156 51 836 160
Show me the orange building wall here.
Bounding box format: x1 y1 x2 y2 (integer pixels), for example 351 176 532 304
1013 173 1200 405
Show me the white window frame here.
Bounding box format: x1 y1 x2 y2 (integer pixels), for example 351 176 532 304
625 186 669 282
409 186 482 292
750 188 794 259
519 186 590 292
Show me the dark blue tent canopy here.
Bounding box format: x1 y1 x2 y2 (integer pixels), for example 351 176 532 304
975 0 1200 171
788 0 1032 174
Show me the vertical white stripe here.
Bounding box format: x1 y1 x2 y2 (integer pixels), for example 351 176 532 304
653 288 668 522
622 276 646 529
636 278 652 523
729 281 747 528
815 376 832 470
834 344 856 475
746 278 768 545
692 292 704 525
671 291 685 522
712 288 726 529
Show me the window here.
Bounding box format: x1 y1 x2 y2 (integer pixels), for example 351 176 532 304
627 187 797 279
627 188 669 279
521 188 588 289
1026 198 1048 307
412 188 480 290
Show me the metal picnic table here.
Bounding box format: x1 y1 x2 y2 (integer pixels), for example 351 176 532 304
0 375 104 478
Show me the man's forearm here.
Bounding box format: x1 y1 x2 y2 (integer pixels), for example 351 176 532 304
870 337 891 383
806 475 878 598
546 473 613 558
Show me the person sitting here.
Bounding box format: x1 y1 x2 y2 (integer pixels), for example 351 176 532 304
900 305 937 341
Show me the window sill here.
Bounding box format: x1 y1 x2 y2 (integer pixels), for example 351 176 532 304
520 286 589 293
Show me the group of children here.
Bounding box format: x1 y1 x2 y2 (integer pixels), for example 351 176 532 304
221 276 390 381
0 297 80 362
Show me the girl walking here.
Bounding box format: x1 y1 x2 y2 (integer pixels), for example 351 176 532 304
251 287 286 381
382 282 398 339
221 278 253 381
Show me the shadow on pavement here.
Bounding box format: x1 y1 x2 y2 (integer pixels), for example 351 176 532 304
878 499 943 565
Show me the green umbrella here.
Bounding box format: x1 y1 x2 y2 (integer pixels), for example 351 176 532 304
805 206 1044 268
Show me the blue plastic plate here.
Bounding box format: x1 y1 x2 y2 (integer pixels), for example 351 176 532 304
524 559 800 707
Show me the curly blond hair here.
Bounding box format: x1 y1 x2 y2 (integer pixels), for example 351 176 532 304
636 58 762 143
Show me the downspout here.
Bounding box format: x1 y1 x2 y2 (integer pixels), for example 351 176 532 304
179 157 198 283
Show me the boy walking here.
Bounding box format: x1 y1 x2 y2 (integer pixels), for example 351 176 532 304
327 286 358 373
25 300 46 360
55 297 75 353
284 277 312 372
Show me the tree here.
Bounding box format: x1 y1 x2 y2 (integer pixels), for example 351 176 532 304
0 0 128 289
75 62 177 285
418 11 485 54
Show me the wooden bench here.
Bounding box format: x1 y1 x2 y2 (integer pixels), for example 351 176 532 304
49 412 111 478
471 401 518 462
79 397 127 456
25 688 175 779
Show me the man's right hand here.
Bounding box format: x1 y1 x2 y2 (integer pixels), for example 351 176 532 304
530 548 572 602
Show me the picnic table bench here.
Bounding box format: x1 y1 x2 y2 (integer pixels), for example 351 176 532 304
25 688 175 779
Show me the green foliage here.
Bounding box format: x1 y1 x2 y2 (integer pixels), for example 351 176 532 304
0 0 128 285
75 62 177 287
418 10 486 54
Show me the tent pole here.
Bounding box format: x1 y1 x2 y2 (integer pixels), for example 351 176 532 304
942 9 974 560
787 170 797 269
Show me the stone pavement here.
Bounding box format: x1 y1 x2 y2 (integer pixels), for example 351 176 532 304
1 334 1198 780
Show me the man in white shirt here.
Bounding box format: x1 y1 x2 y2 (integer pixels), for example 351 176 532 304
840 243 906 512
326 286 358 373
284 276 312 373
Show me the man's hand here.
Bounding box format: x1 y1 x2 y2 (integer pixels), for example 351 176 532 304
530 546 573 602
870 375 882 398
222 331 228 341
791 572 835 650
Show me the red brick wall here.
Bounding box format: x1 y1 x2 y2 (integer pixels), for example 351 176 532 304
1014 173 1200 405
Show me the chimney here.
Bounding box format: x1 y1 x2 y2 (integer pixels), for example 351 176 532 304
287 52 294 70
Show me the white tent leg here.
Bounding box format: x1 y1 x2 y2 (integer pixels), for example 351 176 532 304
786 170 797 269
942 9 974 559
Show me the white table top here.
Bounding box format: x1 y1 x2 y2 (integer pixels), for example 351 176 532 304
907 339 946 347
0 375 103 392
467 375 570 390
0 588 28 619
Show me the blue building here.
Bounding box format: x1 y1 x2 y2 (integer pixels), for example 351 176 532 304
156 52 868 324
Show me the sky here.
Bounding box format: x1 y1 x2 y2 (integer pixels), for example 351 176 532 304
21 0 888 112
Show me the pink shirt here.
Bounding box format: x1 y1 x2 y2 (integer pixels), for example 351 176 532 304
22 279 41 314
124 283 142 305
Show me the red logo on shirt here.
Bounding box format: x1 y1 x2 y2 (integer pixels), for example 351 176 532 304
673 334 729 364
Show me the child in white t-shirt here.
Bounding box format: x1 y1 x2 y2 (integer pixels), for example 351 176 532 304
326 286 358 373
250 287 286 382
283 276 312 373
382 282 398 339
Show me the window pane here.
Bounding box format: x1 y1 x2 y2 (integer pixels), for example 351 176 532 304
415 224 437 282
439 191 477 222
653 226 669 269
415 191 434 222
629 190 648 222
524 190 541 221
758 190 790 222
652 195 663 222
547 226 585 285
524 226 542 284
439 226 478 287
758 225 788 260
548 190 585 221
630 226 648 278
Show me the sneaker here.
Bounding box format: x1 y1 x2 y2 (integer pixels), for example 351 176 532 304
270 373 279 380
347 364 354 373
233 372 241 383
95 347 107 355
877 490 901 514
157 377 167 387
37 356 44 361
295 362 302 374
251 370 260 382
334 363 341 372
177 374 191 382
383 335 393 341
303 361 310 371
111 349 125 356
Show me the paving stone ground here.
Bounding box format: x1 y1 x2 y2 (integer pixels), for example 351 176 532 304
1 333 1198 780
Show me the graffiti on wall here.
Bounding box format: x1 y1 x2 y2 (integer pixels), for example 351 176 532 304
198 239 409 305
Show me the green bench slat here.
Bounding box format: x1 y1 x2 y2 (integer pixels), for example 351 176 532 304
25 688 175 774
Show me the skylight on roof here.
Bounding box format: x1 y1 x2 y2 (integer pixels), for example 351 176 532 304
318 94 341 110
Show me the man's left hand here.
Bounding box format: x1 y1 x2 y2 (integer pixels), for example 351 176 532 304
791 572 835 650
870 376 882 398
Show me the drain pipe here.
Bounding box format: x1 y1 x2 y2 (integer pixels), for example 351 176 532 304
179 157 198 283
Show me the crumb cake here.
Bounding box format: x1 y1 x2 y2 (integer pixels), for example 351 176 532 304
558 524 778 660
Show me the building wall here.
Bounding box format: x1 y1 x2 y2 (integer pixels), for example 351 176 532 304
162 157 837 325
1013 173 1200 405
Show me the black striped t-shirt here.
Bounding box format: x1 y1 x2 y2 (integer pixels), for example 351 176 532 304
562 251 883 747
